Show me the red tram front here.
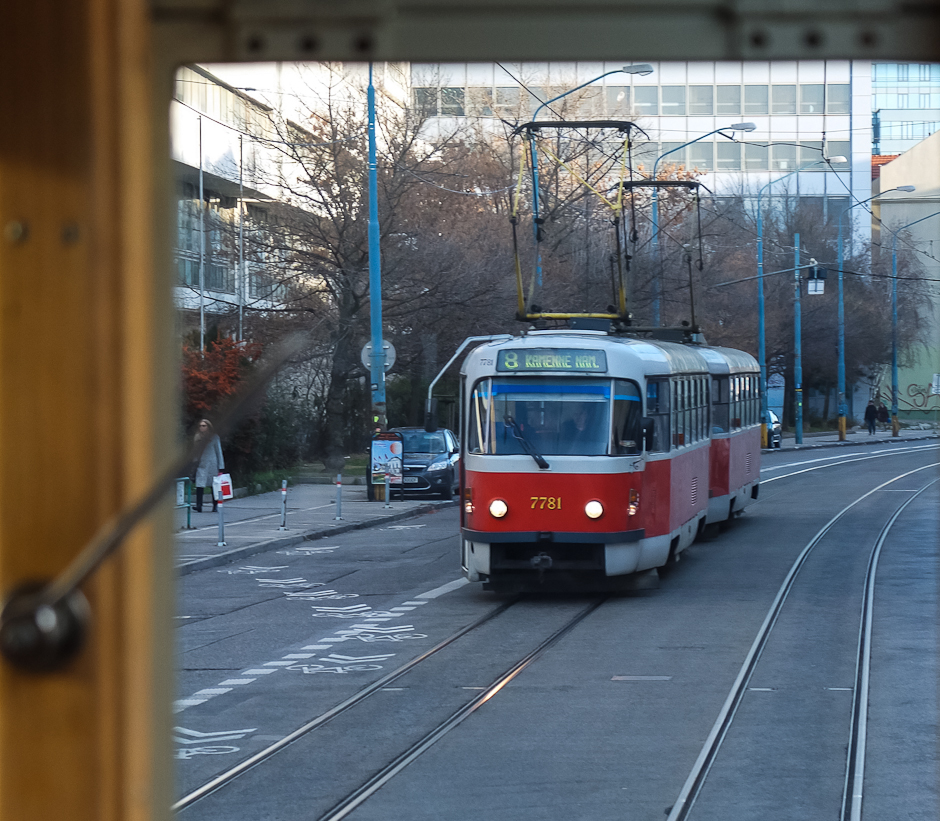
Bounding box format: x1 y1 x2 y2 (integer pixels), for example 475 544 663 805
459 331 760 591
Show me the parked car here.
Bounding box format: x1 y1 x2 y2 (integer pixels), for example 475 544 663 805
767 410 782 448
390 427 459 498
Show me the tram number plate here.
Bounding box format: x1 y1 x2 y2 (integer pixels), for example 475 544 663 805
530 496 562 510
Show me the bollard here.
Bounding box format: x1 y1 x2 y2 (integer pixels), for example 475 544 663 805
383 475 391 509
334 474 343 521
278 479 288 531
216 497 226 547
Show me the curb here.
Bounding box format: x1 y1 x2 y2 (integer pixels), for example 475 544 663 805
762 432 939 453
177 500 459 577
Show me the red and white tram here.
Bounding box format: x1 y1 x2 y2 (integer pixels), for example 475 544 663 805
458 330 761 591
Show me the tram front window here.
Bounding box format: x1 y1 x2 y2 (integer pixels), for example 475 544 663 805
469 378 613 456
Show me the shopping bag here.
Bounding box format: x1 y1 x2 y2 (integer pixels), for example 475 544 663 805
212 473 234 501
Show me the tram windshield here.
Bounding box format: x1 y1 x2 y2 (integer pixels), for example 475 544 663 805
468 377 641 456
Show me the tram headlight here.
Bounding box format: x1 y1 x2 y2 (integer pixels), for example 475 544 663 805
489 499 509 518
628 489 640 517
584 500 604 519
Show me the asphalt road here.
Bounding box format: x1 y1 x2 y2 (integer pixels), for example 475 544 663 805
174 441 939 821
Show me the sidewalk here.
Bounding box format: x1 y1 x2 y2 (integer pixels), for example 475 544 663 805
768 425 939 451
176 427 938 575
174 482 456 576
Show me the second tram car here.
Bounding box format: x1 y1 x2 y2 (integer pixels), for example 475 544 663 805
459 330 761 590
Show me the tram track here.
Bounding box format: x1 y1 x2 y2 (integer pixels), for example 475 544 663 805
665 462 940 821
174 596 606 813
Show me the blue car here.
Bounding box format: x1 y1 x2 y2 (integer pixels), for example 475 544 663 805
390 427 460 498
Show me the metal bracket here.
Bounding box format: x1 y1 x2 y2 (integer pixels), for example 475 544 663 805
0 582 90 673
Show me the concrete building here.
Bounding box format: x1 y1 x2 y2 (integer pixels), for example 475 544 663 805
411 60 872 235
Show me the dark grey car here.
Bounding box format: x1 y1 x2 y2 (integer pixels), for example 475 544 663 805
390 427 459 498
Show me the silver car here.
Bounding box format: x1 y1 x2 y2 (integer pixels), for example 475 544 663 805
767 410 782 448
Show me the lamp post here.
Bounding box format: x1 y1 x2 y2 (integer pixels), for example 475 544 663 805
527 64 654 293
888 210 940 436
755 156 847 447
367 63 386 428
835 186 916 440
650 123 756 325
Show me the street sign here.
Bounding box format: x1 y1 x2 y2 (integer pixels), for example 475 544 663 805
361 339 396 372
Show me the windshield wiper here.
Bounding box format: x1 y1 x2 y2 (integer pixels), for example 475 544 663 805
504 415 550 470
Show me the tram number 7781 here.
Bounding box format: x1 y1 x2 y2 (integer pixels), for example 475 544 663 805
531 496 562 510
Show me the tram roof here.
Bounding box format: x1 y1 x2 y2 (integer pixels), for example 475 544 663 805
460 331 726 378
696 345 760 374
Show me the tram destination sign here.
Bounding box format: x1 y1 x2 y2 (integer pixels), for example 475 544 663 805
496 348 608 373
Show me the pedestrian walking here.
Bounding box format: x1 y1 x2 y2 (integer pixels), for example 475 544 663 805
877 403 890 432
864 400 878 436
192 419 224 512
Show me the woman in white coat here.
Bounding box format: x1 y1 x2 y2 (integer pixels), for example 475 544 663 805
192 419 225 512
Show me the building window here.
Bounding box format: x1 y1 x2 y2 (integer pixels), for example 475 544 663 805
527 87 548 117
827 84 851 114
744 85 768 115
468 88 494 116
414 88 437 115
606 86 629 116
827 141 851 163
634 86 658 116
659 142 687 168
772 85 797 114
717 85 741 115
495 87 520 115
717 142 742 171
771 143 797 171
745 143 769 171
578 87 602 117
897 63 910 81
689 86 714 115
441 87 465 116
797 140 822 168
661 86 686 116
689 142 713 171
800 84 825 113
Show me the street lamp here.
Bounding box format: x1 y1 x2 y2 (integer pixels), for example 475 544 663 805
650 122 757 324
835 185 915 440
756 155 847 447
887 210 940 436
527 64 654 291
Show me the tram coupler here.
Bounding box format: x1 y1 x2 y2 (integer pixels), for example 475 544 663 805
531 552 553 583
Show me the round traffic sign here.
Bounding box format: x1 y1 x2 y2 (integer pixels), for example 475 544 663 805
361 339 396 372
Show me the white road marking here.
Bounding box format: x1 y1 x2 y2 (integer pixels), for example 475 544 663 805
611 676 672 681
194 688 232 696
218 678 255 686
174 699 208 711
262 661 294 667
242 668 277 675
417 578 469 599
282 653 316 659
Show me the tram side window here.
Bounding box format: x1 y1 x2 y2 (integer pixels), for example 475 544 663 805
730 375 742 430
612 380 642 454
712 377 729 432
646 378 670 452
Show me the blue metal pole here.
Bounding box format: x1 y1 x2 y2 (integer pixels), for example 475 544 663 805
891 237 899 436
757 200 767 448
754 158 826 449
368 63 386 426
794 234 803 446
837 217 846 439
